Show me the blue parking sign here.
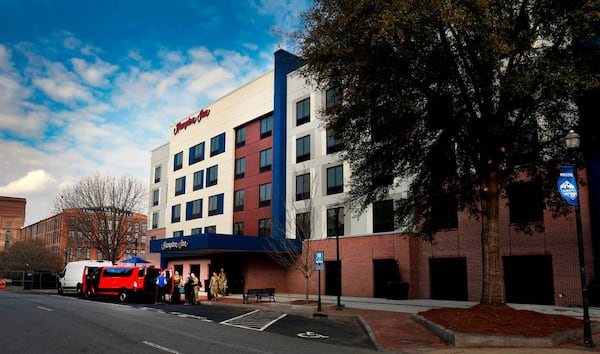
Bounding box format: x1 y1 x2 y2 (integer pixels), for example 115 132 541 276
315 251 324 264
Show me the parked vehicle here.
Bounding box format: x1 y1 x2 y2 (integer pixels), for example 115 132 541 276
84 265 171 302
57 260 113 296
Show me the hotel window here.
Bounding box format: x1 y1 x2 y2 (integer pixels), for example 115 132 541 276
208 193 224 216
234 189 245 212
327 207 344 237
326 165 344 195
152 189 159 206
173 230 184 238
508 181 544 224
171 204 181 223
174 151 183 171
186 198 203 220
235 158 245 179
152 212 158 229
233 222 244 235
296 135 310 162
259 148 272 172
296 97 310 126
325 88 341 111
296 212 311 240
235 126 246 148
206 165 218 187
210 132 226 157
373 200 395 233
259 183 272 207
193 170 204 191
296 173 310 201
258 218 271 237
260 114 273 138
175 176 186 196
188 142 205 165
154 165 161 183
191 228 202 235
205 225 217 234
326 128 340 154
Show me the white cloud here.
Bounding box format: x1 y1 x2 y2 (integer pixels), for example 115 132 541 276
71 57 118 87
0 169 55 195
33 77 93 103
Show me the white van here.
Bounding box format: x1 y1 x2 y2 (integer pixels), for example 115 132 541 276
57 260 113 295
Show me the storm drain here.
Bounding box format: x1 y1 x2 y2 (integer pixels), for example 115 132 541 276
220 309 287 331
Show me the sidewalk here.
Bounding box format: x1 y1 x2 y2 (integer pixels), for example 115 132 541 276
211 293 600 353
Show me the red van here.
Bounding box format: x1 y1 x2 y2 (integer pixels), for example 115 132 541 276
85 266 167 302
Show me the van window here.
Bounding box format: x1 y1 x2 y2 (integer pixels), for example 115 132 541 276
103 268 134 277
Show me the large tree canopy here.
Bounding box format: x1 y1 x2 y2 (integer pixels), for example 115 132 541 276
53 173 147 264
297 0 600 305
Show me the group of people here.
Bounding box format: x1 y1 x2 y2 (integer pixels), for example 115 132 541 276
209 268 228 301
156 269 227 305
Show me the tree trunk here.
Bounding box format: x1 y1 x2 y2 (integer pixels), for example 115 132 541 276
480 168 505 305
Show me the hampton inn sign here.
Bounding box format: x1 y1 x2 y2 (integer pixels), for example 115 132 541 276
173 108 210 135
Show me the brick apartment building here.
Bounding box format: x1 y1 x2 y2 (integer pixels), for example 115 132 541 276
0 196 26 251
21 209 148 265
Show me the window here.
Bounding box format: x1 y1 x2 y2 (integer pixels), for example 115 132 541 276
296 135 310 162
191 228 202 235
206 165 218 187
373 200 394 233
235 158 245 179
193 170 204 191
233 222 244 235
235 126 246 148
259 183 272 207
208 194 224 216
186 199 203 220
205 225 216 234
152 189 159 206
258 218 271 236
327 165 344 195
325 88 341 111
173 230 184 238
174 151 183 171
188 142 205 165
296 173 310 201
210 132 226 157
154 166 161 183
171 204 181 223
327 207 344 237
234 190 245 212
296 98 310 125
152 213 158 229
260 114 273 138
508 181 544 224
432 193 458 229
296 212 310 240
326 128 340 154
175 176 186 196
259 148 272 172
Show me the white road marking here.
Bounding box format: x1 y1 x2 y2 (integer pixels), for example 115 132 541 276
37 306 53 312
142 341 182 354
221 310 287 331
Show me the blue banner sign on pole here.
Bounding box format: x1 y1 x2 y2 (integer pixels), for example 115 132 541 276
558 166 579 206
315 251 324 264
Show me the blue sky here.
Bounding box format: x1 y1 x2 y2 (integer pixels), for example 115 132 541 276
0 0 311 225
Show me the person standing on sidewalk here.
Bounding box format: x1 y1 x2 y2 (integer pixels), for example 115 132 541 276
218 268 228 298
171 271 182 304
154 270 167 305
183 273 193 306
209 271 219 301
190 272 199 304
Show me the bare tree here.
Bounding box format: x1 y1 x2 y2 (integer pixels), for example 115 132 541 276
52 173 147 264
265 173 321 301
0 238 63 272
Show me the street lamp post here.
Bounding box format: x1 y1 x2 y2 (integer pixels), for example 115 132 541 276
564 130 594 348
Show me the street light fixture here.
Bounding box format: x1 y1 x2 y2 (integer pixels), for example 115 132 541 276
564 129 594 348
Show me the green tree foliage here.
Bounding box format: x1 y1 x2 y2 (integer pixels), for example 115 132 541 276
297 0 600 305
0 238 63 272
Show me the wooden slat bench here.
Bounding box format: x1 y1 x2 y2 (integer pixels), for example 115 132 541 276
242 288 275 303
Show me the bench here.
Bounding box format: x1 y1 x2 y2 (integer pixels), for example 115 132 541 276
242 288 275 303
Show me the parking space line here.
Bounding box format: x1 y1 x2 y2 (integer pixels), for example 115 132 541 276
220 310 287 331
